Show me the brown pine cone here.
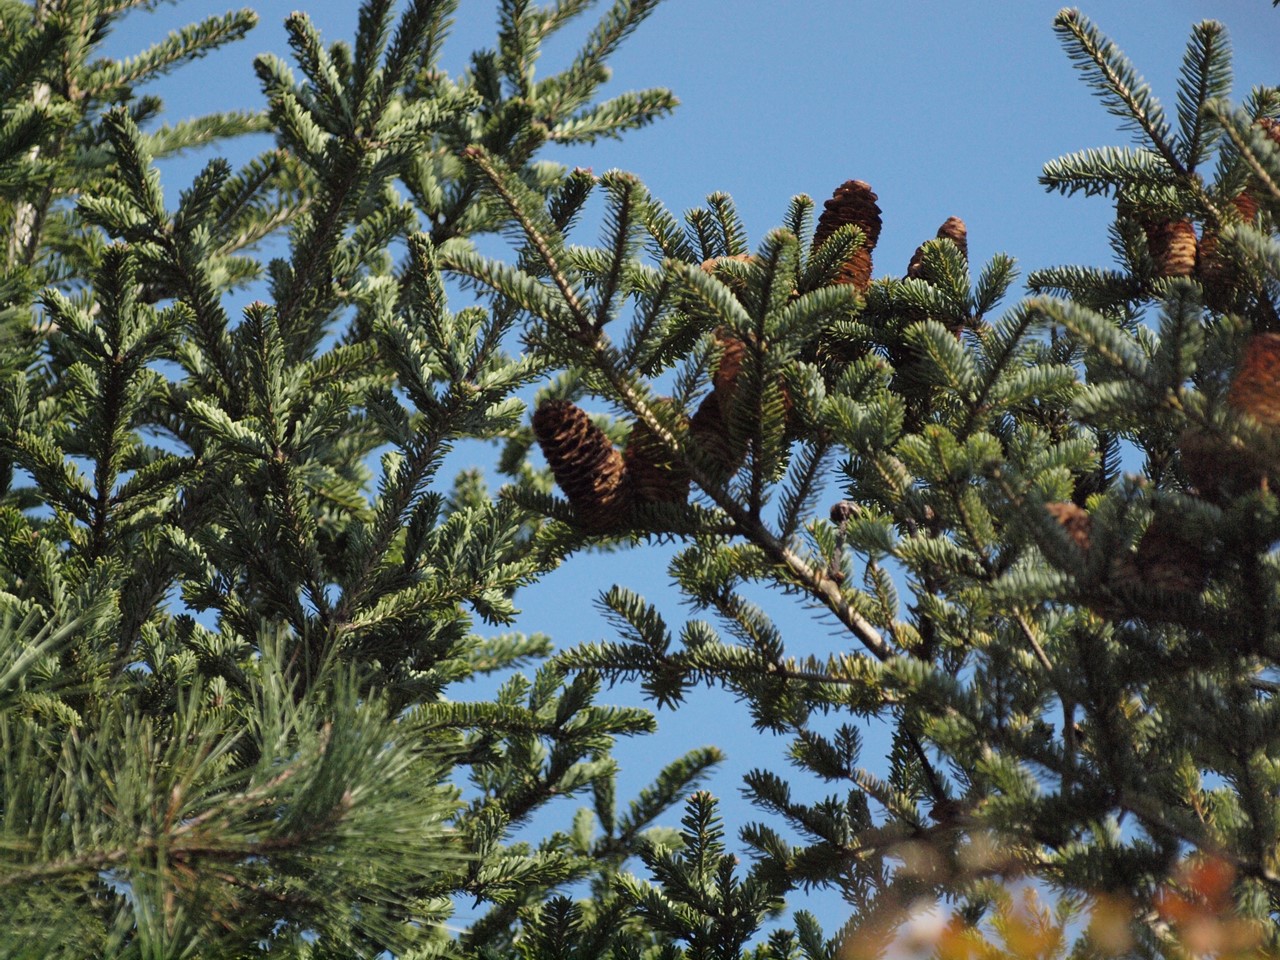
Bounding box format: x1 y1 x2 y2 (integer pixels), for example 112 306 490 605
688 392 747 482
906 216 968 279
812 180 882 291
532 399 630 533
1178 335 1280 502
710 327 797 437
1197 194 1259 305
1228 332 1280 428
1179 426 1229 497
712 328 749 416
698 253 755 302
1233 192 1260 223
678 254 755 324
700 253 754 274
1179 425 1270 503
1046 501 1091 551
1112 511 1209 596
624 399 691 506
1259 117 1280 150
1143 219 1197 278
1133 513 1209 594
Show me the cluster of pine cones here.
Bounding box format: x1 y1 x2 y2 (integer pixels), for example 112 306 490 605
1048 330 1280 604
533 178 965 533
531 330 750 534
809 179 969 293
1045 119 1280 607
1131 118 1280 302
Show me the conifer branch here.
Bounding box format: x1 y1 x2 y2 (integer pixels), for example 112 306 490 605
1054 9 1184 178
614 362 896 663
457 165 896 661
1175 20 1231 171
1118 789 1280 890
1206 100 1280 202
462 145 594 333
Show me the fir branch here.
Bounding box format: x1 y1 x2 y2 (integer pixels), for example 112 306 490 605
83 10 258 94
593 170 643 330
1204 99 1280 202
1027 264 1139 305
282 11 350 131
463 146 593 334
550 88 678 144
1054 9 1182 176
1175 20 1231 171
556 0 663 108
140 112 270 159
958 301 1041 438
352 0 396 111
641 192 697 262
1040 145 1177 198
777 442 833 541
1025 295 1151 385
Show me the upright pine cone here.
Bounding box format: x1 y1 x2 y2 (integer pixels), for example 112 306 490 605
710 327 796 436
701 253 755 269
712 328 749 415
906 216 968 279
1179 333 1280 501
624 399 691 506
1143 219 1197 278
1179 425 1271 502
1131 512 1210 594
1230 192 1260 224
532 399 630 533
688 392 747 482
1260 117 1280 149
1197 194 1259 306
812 180 882 291
1228 332 1280 428
1046 501 1091 552
1112 511 1210 598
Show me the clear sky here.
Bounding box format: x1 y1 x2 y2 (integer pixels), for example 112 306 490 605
105 0 1279 935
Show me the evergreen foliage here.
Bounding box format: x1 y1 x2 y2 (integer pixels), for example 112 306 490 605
3 1 1280 957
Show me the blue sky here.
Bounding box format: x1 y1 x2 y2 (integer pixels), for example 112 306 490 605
105 0 1278 935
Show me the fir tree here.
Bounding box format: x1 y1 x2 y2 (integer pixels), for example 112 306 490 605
456 6 1280 957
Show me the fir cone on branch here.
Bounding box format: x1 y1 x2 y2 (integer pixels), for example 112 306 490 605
1177 425 1271 502
1123 512 1210 595
906 216 968 279
1228 332 1280 428
699 254 756 312
712 327 748 415
1197 194 1259 307
1179 426 1232 498
710 327 795 436
532 399 630 533
1179 334 1280 500
700 253 754 282
1049 501 1209 612
1143 219 1197 278
812 180 882 291
624 399 691 506
688 392 747 482
1046 501 1091 551
678 254 754 322
1229 192 1259 224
